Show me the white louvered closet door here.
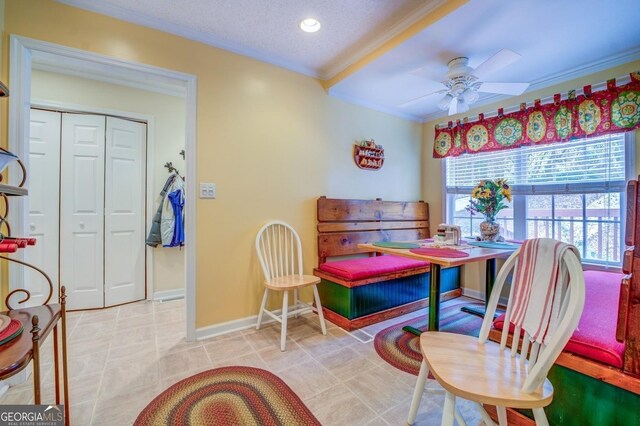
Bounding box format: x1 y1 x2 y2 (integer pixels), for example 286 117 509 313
104 117 146 306
60 114 106 310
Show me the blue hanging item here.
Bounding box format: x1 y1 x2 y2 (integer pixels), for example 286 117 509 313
166 188 185 247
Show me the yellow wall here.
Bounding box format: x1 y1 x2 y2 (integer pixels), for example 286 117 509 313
3 0 423 327
31 70 186 295
422 60 640 295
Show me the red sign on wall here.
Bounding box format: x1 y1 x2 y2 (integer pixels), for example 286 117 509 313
354 140 384 170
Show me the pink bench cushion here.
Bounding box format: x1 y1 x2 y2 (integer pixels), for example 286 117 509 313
318 255 429 280
493 270 626 368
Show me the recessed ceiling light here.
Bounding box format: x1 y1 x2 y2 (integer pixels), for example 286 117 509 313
299 18 321 33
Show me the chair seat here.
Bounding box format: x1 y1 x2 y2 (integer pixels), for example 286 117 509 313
421 332 554 409
264 274 320 290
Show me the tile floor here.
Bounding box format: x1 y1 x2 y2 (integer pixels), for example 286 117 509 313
0 297 484 425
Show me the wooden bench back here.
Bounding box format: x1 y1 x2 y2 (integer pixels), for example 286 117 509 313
620 178 640 377
316 196 430 264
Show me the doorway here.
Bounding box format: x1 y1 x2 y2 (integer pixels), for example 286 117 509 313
9 35 197 341
28 109 147 310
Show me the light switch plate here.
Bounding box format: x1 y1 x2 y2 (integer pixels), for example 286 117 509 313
199 182 216 199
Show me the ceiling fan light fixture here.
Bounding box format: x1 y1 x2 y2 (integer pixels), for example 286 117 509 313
299 18 321 33
438 94 454 110
462 88 479 105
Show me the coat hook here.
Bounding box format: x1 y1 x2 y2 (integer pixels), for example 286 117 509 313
164 161 180 176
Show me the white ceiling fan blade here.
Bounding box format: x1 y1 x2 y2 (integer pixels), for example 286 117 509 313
399 88 448 107
478 82 529 95
472 49 521 79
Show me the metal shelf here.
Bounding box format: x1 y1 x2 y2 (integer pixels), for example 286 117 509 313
0 184 28 196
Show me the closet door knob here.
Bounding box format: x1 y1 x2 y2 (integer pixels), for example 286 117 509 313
79 222 85 229
30 223 36 231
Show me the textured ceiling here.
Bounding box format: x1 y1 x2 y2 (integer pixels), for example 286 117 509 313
57 0 443 77
56 0 640 122
329 0 640 121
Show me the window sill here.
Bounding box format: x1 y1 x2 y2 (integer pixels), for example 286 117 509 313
581 262 622 273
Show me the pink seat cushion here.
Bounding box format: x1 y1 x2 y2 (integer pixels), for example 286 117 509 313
318 255 429 280
493 270 626 368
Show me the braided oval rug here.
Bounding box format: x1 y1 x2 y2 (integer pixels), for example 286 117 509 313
135 366 320 426
374 300 484 376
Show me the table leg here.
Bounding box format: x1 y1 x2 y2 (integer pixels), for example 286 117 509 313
428 263 442 331
31 315 41 405
61 286 70 426
461 258 499 319
53 325 60 404
404 263 442 336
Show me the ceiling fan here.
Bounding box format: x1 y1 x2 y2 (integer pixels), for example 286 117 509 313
400 49 530 115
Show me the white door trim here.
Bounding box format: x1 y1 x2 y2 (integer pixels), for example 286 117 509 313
9 35 198 341
31 100 156 302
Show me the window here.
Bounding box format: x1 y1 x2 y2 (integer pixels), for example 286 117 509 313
444 133 632 265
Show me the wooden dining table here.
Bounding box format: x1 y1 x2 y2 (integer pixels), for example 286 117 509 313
358 242 517 332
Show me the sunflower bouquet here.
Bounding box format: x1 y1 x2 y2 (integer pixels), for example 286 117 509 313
467 179 512 223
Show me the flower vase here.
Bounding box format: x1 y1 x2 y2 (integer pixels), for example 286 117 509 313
479 220 500 242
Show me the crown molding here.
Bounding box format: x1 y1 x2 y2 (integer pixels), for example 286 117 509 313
322 0 468 90
320 0 447 80
55 0 321 78
328 88 425 123
420 46 640 123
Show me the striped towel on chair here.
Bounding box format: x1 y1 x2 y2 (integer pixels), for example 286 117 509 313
510 238 580 344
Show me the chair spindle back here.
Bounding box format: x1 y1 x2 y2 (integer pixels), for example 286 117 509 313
255 221 304 281
478 242 585 393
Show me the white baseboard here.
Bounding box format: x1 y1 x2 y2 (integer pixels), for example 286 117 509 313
153 288 185 301
195 314 277 341
461 287 508 306
461 287 485 301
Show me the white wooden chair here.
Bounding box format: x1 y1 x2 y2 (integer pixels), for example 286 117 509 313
407 241 585 426
255 221 327 351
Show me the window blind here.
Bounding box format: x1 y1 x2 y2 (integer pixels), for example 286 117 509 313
445 133 626 194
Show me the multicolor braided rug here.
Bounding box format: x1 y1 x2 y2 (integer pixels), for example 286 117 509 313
134 366 321 426
374 300 485 376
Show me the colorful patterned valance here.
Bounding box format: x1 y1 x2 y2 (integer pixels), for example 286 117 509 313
433 72 640 158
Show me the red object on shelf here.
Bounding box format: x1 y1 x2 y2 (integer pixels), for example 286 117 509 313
3 239 26 248
0 243 18 253
2 238 36 248
0 319 23 346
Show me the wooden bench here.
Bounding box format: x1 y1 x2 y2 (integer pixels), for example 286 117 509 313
313 196 461 330
484 179 640 425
